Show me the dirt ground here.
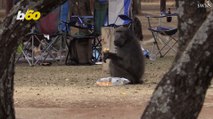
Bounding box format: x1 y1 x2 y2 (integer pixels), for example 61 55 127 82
13 2 213 119
14 56 213 119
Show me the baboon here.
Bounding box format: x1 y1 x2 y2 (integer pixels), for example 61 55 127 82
103 26 145 84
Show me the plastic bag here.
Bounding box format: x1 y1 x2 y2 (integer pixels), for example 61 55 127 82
96 77 130 86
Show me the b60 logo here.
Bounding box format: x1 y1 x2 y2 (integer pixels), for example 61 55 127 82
16 9 41 21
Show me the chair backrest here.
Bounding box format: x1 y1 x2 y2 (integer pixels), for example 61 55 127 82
38 1 70 35
68 0 108 35
58 1 70 32
38 7 60 35
146 13 178 30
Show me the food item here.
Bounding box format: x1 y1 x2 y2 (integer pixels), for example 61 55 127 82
96 81 112 86
103 48 109 53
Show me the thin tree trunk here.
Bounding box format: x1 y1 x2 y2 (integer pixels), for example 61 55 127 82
133 0 142 15
0 0 67 118
160 0 166 12
141 1 213 119
5 0 13 14
70 0 92 15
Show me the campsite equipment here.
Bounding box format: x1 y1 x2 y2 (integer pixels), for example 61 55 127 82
16 1 70 66
146 13 178 58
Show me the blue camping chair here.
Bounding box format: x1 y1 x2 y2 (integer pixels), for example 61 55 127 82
146 13 178 58
65 0 108 65
65 0 135 65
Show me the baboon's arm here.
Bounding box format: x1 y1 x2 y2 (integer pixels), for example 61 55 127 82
103 52 122 63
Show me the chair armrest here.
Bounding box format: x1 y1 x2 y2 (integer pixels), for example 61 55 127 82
69 16 94 30
146 13 178 19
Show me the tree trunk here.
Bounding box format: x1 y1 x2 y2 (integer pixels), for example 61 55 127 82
175 0 207 60
5 0 13 14
0 0 67 118
160 0 166 12
0 1 15 118
133 0 142 15
141 1 213 119
70 0 92 15
0 53 16 119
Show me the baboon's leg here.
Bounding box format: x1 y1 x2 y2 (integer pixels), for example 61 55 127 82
110 61 139 84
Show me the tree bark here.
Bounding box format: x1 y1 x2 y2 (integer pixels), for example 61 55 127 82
160 0 166 12
141 1 213 119
0 53 16 119
133 0 142 15
5 0 13 14
70 0 92 15
0 0 67 118
175 0 207 61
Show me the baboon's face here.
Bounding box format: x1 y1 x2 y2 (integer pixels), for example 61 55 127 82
114 27 128 47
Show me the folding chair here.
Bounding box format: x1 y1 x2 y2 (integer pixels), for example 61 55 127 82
65 15 101 65
16 28 46 66
16 2 70 66
146 13 178 59
65 0 108 65
16 28 65 66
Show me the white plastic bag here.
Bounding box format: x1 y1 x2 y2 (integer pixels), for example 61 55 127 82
96 77 130 86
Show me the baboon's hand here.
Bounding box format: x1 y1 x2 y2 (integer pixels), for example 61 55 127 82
103 52 109 63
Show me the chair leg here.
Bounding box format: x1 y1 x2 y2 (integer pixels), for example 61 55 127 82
65 38 79 65
161 39 177 57
151 32 163 58
92 37 102 62
16 35 35 66
38 35 61 64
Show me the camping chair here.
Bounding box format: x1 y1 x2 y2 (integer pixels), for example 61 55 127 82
16 1 70 66
146 13 178 59
16 28 46 66
65 0 107 65
65 15 101 65
37 1 70 65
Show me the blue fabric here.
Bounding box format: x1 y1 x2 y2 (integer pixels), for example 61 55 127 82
107 0 132 26
123 0 131 25
70 16 94 29
99 0 108 4
58 1 70 32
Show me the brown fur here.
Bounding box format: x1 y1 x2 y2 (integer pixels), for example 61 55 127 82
103 26 145 84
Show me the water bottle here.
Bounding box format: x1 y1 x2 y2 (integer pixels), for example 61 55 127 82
149 53 156 61
167 8 172 22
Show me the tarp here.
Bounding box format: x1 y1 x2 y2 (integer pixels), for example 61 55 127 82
108 0 132 26
58 1 70 32
38 1 70 34
38 8 60 34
